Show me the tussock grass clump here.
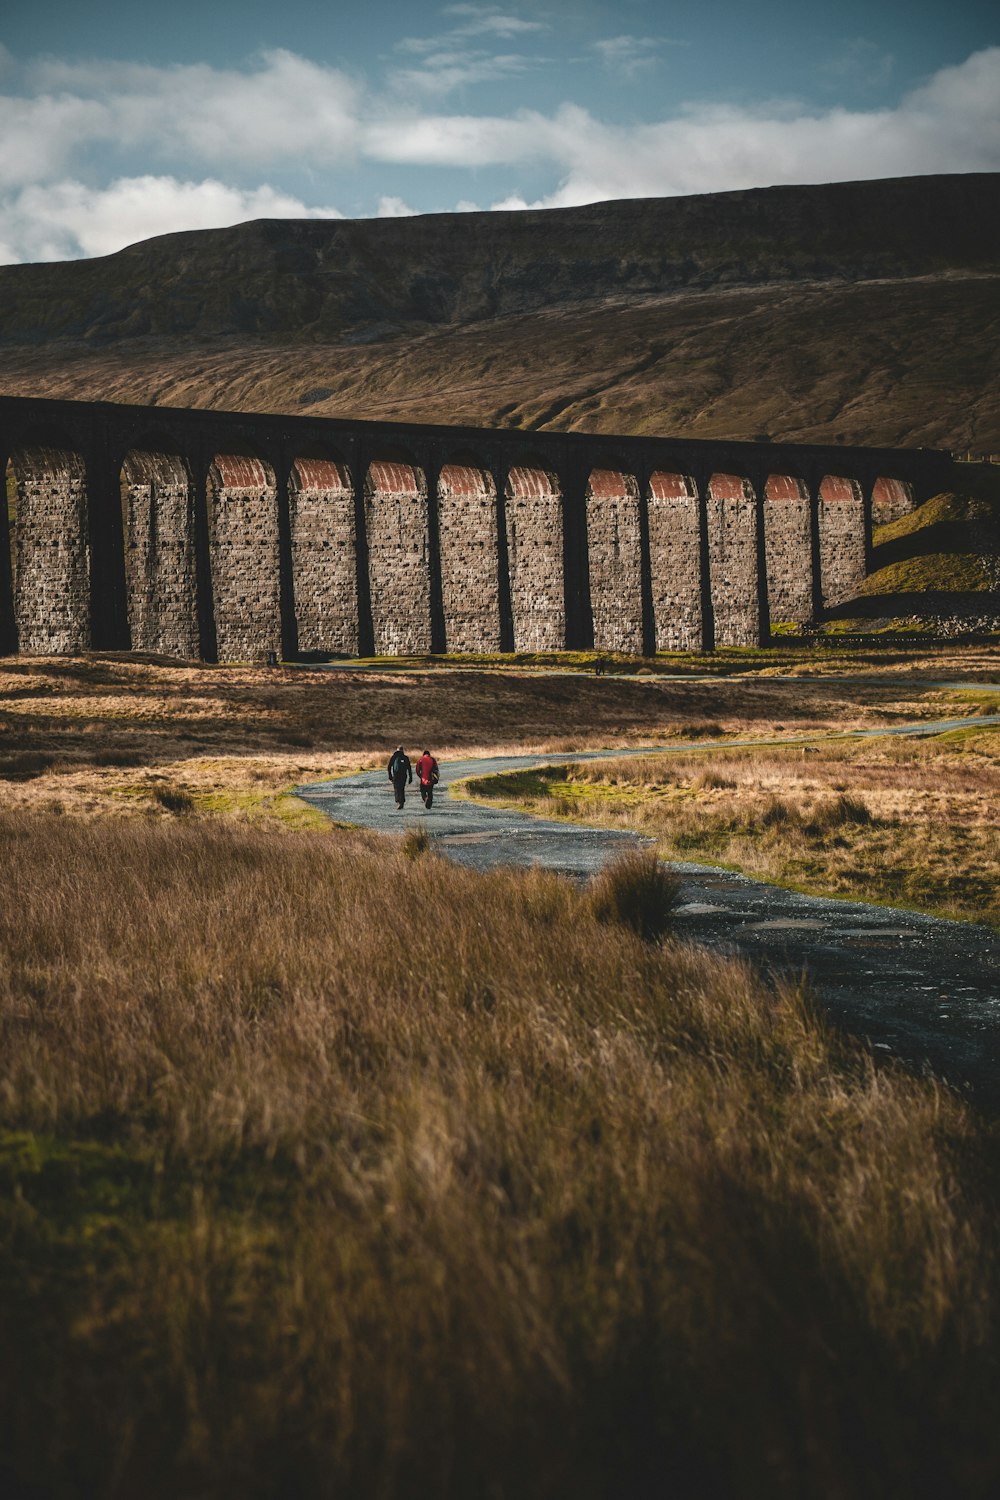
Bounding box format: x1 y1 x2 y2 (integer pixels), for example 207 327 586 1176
0 813 997 1498
150 783 195 814
401 823 432 859
691 769 736 791
806 792 872 832
589 849 681 941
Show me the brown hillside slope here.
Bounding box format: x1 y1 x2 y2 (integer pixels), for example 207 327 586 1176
1 174 998 449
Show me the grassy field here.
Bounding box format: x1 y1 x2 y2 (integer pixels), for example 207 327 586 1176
464 704 1000 927
2 648 992 822
1 814 998 1499
1 651 999 1497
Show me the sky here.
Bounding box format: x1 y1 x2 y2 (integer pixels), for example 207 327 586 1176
0 0 997 264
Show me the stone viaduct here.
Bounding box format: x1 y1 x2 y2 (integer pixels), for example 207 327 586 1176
0 394 954 661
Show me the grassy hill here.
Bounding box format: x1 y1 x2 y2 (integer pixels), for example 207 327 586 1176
825 465 1000 630
0 173 998 450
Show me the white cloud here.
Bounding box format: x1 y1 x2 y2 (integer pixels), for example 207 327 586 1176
369 47 1000 206
388 48 537 97
390 6 547 97
363 110 551 166
1 49 360 186
376 194 417 217
0 176 343 263
442 6 547 39
0 93 113 189
593 34 681 81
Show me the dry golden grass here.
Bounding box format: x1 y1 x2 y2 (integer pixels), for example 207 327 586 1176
0 813 997 1499
0 651 991 824
471 720 1000 926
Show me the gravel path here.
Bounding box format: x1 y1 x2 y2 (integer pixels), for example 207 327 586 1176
298 714 1000 1112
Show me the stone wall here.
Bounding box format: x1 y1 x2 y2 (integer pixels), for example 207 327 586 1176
207 454 281 662
763 474 813 624
437 463 500 652
818 475 866 608
11 446 91 654
586 468 643 653
289 457 358 655
707 473 761 646
505 466 565 651
364 460 431 655
646 471 704 651
121 450 199 658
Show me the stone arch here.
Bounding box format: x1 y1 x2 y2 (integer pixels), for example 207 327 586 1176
647 471 704 651
585 465 643 654
706 472 764 647
436 454 501 653
817 474 866 610
363 452 431 656
5 443 91 655
872 476 915 528
120 448 198 658
207 447 280 662
763 473 813 628
288 449 358 657
503 461 565 652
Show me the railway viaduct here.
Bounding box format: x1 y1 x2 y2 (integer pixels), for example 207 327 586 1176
0 394 954 661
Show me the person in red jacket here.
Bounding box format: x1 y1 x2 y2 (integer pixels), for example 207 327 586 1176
415 749 440 809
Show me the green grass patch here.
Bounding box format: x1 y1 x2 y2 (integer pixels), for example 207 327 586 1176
114 782 330 830
861 552 992 594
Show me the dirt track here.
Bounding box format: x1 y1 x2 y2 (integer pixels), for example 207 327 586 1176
298 715 1000 1112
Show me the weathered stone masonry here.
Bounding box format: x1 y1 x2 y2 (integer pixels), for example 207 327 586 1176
647 472 703 652
207 454 282 662
586 469 643 655
11 446 91 655
289 458 358 656
0 395 955 660
121 450 199 659
437 464 501 653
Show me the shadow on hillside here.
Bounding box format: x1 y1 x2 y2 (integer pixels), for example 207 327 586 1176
871 518 998 572
825 591 997 621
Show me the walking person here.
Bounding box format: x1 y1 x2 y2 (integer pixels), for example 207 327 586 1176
415 748 440 809
387 745 412 809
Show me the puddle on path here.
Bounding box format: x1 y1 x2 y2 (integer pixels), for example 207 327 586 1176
744 919 827 931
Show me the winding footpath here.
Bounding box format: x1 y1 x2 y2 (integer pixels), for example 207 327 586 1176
298 709 1000 1113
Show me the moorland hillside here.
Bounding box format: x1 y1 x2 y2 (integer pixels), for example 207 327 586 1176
0 173 998 449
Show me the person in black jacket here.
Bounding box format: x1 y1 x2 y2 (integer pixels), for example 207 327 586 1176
387 746 412 808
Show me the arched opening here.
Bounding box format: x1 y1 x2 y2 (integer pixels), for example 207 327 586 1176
119 449 197 658
5 445 91 655
706 472 763 647
288 453 357 658
647 471 705 651
363 455 430 656
504 463 564 652
586 467 642 654
207 450 280 663
872 477 915 529
437 458 500 654
763 474 813 629
817 475 866 611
